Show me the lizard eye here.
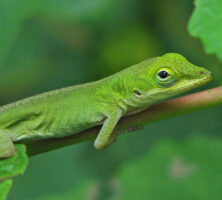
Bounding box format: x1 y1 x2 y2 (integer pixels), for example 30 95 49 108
158 70 169 79
155 68 177 88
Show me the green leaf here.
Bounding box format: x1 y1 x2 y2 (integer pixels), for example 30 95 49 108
188 0 222 62
116 136 222 200
0 180 12 200
0 144 28 200
0 144 28 180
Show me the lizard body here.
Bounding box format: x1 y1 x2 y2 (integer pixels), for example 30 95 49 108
0 53 212 157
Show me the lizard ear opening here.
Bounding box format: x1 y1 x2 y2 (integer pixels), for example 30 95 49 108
133 89 141 96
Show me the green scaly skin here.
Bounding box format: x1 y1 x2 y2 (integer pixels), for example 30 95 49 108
0 53 212 158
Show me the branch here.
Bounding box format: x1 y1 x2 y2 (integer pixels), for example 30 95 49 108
20 86 222 156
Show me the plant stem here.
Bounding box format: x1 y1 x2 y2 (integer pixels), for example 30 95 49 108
21 86 222 156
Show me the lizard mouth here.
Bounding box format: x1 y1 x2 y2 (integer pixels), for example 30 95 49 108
178 73 212 92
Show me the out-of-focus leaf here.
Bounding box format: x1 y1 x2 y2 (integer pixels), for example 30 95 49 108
39 179 122 200
0 19 93 104
36 0 119 22
0 180 12 200
188 0 222 62
116 136 222 200
97 26 162 76
0 0 30 66
0 0 120 66
39 180 98 200
0 144 28 180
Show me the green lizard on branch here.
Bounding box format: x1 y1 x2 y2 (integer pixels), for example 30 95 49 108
0 53 212 158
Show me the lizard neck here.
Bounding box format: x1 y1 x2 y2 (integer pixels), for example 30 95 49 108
97 69 152 116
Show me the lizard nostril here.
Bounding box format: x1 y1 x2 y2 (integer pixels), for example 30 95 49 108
199 71 204 75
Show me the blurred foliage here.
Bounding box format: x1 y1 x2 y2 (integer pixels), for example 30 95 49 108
39 180 99 200
0 0 221 199
117 136 222 200
96 25 162 76
188 0 222 62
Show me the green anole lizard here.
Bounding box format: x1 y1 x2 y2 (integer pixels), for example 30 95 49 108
0 53 212 158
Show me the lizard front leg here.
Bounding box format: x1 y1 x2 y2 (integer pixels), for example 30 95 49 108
94 109 122 150
0 129 16 158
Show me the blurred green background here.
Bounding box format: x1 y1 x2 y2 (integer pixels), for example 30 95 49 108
1 0 222 199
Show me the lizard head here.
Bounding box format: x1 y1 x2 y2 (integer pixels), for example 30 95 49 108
124 53 212 107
